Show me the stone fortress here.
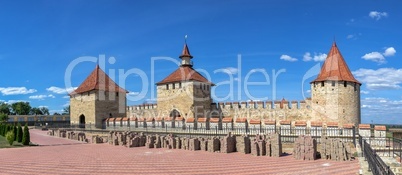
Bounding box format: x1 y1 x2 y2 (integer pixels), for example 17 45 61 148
70 41 361 129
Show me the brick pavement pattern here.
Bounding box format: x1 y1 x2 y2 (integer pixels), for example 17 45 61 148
0 130 361 175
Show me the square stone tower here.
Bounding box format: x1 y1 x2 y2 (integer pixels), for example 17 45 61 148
69 65 127 128
156 43 214 120
310 42 361 126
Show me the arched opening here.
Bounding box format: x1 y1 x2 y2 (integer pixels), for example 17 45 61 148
170 109 181 128
79 114 85 128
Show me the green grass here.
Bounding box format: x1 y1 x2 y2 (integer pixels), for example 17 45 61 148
0 135 26 148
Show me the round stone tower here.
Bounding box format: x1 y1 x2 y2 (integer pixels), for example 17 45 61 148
310 42 361 126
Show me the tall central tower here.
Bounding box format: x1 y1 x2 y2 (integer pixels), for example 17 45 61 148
310 42 361 126
156 42 214 120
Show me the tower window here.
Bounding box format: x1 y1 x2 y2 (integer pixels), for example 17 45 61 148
116 92 119 97
344 81 347 87
166 84 169 90
321 82 324 87
179 82 182 88
331 81 335 86
354 83 357 91
172 83 175 89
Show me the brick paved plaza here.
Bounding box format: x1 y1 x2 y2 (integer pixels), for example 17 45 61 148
0 129 361 175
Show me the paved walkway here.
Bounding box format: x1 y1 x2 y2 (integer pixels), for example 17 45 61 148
0 130 361 175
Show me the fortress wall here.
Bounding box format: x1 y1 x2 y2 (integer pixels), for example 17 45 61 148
126 99 321 124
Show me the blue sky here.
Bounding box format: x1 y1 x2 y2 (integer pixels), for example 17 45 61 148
0 1 401 124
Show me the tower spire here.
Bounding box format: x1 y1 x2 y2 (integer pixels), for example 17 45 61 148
179 36 193 67
311 42 360 84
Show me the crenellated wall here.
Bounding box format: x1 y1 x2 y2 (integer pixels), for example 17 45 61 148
127 99 318 123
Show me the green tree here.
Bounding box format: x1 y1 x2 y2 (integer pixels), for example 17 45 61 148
22 123 30 145
62 105 70 115
0 102 11 115
6 131 14 146
30 107 43 115
13 124 17 141
39 107 49 115
0 123 3 136
53 112 61 115
11 102 32 115
17 123 23 143
0 113 8 123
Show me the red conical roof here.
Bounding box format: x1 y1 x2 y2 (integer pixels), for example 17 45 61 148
179 43 193 59
156 66 213 85
70 65 128 95
312 42 361 84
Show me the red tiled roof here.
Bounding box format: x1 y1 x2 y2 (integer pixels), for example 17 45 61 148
130 117 137 121
115 117 123 121
70 65 128 95
311 42 361 84
374 125 386 131
164 117 173 121
264 120 276 125
156 66 213 85
179 43 193 59
326 122 338 127
249 119 261 125
210 118 219 123
222 117 233 123
295 121 307 126
359 124 371 129
155 117 163 121
122 117 129 121
280 120 291 125
343 124 354 129
186 118 195 123
175 117 184 121
236 118 247 123
310 121 323 127
107 118 115 122
197 118 207 123
146 118 154 122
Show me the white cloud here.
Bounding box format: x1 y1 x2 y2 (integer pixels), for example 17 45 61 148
369 11 388 20
346 35 355 39
29 94 56 100
360 90 370 94
303 52 327 62
362 47 396 64
63 95 70 98
46 86 77 94
383 47 396 57
303 52 312 61
0 87 37 95
361 52 386 64
127 92 139 96
361 97 402 123
353 68 402 90
38 105 49 108
280 55 297 62
2 100 29 104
